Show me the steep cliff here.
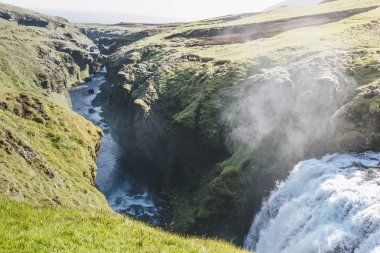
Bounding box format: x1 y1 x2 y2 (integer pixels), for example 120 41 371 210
103 0 380 243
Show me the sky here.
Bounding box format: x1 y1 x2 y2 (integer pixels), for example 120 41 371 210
1 0 286 23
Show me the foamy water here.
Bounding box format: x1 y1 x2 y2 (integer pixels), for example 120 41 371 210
244 152 380 253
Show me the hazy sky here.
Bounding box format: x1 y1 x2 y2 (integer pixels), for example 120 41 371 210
1 0 285 23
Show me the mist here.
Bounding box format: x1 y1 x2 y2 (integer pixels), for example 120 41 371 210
224 50 357 158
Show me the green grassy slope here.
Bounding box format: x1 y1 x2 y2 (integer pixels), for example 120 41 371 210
0 2 108 210
0 3 247 252
0 198 247 253
104 0 380 242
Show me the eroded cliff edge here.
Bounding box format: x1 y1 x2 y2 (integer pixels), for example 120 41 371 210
97 0 380 243
0 2 107 209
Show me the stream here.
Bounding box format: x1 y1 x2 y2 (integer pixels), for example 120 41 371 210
70 71 161 225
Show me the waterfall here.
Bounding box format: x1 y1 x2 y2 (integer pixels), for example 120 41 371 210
244 152 380 253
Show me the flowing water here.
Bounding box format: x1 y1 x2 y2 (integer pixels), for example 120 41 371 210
244 152 380 253
70 71 161 224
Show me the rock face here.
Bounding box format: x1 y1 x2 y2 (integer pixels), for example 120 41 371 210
78 24 172 55
0 3 105 99
54 43 104 75
0 8 49 27
79 28 124 55
332 79 380 151
101 0 380 244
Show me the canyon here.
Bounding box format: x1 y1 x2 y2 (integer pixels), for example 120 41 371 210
1 0 380 252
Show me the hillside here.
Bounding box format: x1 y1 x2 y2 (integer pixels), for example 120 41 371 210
0 197 245 252
0 2 246 252
0 2 106 210
83 0 380 243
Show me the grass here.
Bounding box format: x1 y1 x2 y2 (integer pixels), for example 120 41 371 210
0 3 110 210
109 0 380 61
0 91 108 210
198 0 380 28
0 198 248 253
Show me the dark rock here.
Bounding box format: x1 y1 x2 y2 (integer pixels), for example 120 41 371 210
87 89 95 95
32 116 45 124
363 91 377 99
0 102 8 110
88 108 96 114
63 32 74 39
84 76 92 82
9 187 18 193
67 65 75 75
214 60 231 66
44 169 54 179
0 11 13 21
17 16 49 27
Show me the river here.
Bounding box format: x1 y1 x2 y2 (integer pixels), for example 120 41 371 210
70 71 162 225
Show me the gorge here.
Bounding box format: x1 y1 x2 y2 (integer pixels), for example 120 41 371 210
1 0 380 252
82 0 380 244
70 71 163 225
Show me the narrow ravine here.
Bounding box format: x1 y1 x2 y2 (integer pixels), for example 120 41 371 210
70 70 161 225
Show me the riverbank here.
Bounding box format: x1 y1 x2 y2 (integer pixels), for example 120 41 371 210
70 71 166 225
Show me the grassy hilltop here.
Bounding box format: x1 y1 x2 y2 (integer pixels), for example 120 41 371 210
0 2 246 252
87 0 380 242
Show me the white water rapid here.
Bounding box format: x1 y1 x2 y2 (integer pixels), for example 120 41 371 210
244 152 380 253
